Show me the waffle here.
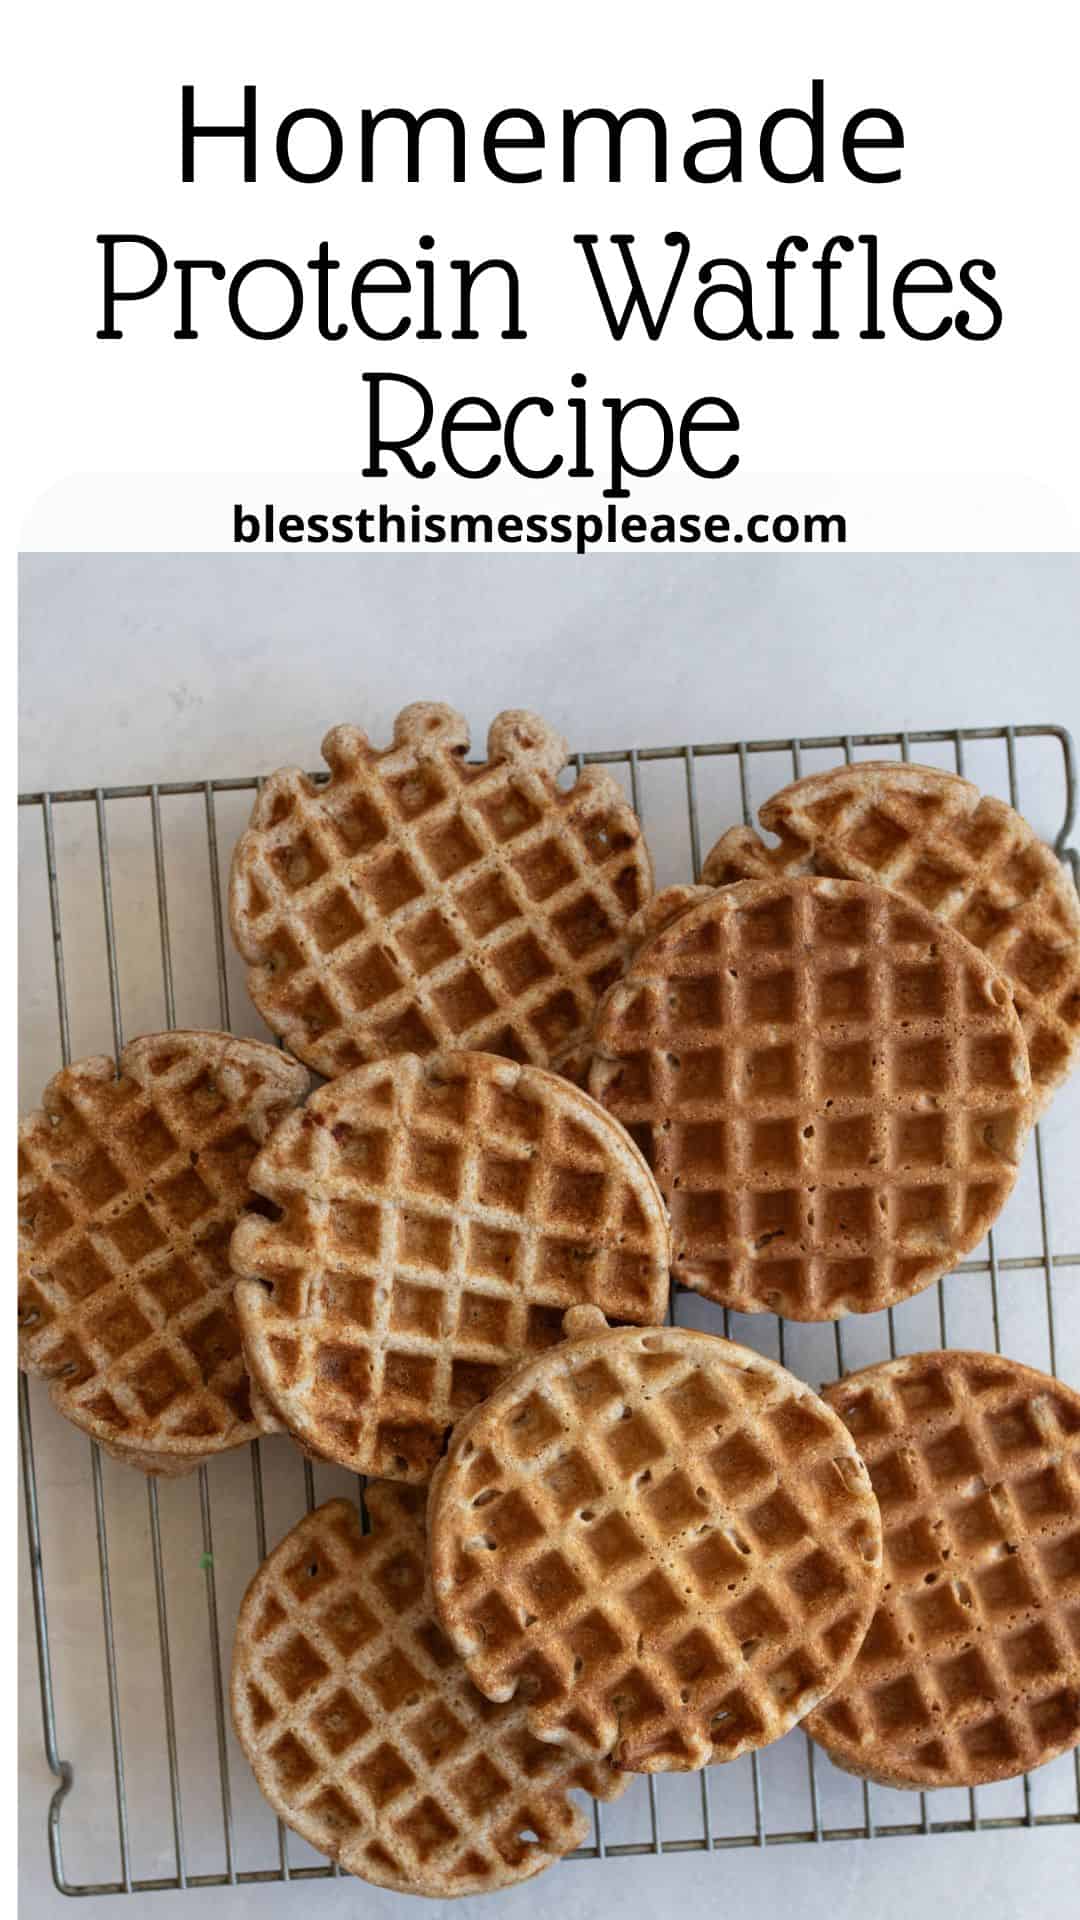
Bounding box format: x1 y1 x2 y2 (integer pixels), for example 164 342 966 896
230 1485 626 1895
550 884 714 1088
232 1051 671 1482
701 761 1080 1113
587 877 1033 1321
228 704 653 1079
805 1350 1080 1789
427 1306 883 1771
95 1435 218 1478
18 1032 309 1467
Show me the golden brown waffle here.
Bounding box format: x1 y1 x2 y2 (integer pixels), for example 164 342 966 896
18 1032 308 1467
232 1051 671 1482
552 885 715 1088
228 704 653 1079
427 1307 883 1771
702 761 1080 1112
95 1435 218 1478
230 1485 626 1896
805 1351 1080 1788
587 877 1033 1321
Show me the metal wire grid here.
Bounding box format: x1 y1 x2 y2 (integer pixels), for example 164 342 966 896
17 722 1080 1896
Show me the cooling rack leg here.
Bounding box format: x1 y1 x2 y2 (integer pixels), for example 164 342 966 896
19 1373 75 1894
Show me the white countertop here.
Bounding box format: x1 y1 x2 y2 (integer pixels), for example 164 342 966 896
19 552 1080 1918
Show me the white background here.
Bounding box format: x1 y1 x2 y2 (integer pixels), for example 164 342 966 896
17 552 1080 1920
16 553 1080 798
10 0 1080 548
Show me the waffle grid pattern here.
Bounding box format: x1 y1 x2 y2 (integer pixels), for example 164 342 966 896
230 1490 625 1896
588 878 1032 1320
17 1034 307 1459
429 1323 883 1772
18 727 1080 1893
807 1353 1080 1788
233 1054 670 1481
702 762 1080 1112
229 706 652 1078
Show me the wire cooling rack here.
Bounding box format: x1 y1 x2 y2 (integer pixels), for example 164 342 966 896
18 723 1080 1896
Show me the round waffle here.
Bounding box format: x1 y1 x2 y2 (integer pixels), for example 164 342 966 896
805 1350 1080 1789
231 1485 626 1896
228 703 653 1079
231 1051 671 1483
587 877 1033 1321
427 1307 883 1771
702 761 1080 1113
18 1032 308 1468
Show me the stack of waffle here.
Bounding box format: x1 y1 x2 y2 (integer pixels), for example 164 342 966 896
18 715 1080 1896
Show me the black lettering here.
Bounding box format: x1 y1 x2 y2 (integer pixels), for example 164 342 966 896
857 233 886 340
483 110 544 182
765 235 808 339
363 372 436 478
892 259 953 340
276 108 344 183
450 257 526 339
567 373 593 477
173 258 226 339
603 395 674 499
695 260 762 341
233 504 261 543
504 397 561 479
350 260 412 340
574 232 690 341
441 398 502 477
684 109 742 183
308 243 347 340
414 236 441 340
842 110 904 183
448 512 495 544
182 84 256 182
360 108 466 182
679 398 740 479
812 236 854 340
97 235 168 338
805 514 846 544
562 107 668 181
760 78 824 184
228 260 304 339
955 260 1003 340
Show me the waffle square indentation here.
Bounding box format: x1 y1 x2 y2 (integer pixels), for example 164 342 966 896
819 1040 873 1098
306 887 366 955
367 850 425 915
269 1631 330 1703
396 910 460 977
